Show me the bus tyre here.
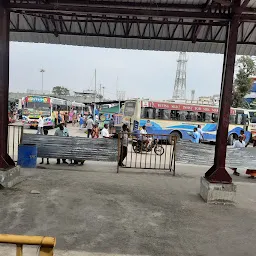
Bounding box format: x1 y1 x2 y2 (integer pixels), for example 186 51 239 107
169 131 181 144
228 134 234 146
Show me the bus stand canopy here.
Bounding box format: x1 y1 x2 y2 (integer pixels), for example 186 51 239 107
1 0 256 183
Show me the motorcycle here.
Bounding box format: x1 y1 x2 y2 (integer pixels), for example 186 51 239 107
132 138 165 156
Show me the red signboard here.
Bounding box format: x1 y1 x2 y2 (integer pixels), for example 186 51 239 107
141 101 236 115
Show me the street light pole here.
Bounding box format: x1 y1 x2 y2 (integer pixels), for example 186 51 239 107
40 69 45 94
94 69 97 121
102 86 105 100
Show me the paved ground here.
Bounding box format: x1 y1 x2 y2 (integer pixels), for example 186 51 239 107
0 163 256 256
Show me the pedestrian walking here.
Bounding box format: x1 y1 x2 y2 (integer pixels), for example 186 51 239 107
86 116 94 138
190 127 200 143
109 117 115 134
231 135 246 176
91 124 100 138
37 115 44 135
57 111 62 125
54 123 69 164
72 113 77 127
64 112 69 127
54 111 58 127
40 129 50 165
79 115 84 129
118 124 129 167
197 125 204 142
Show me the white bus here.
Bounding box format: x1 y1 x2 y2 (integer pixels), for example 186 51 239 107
22 95 70 128
123 99 256 144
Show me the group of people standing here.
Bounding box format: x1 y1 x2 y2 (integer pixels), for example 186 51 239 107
188 124 255 178
78 115 100 138
190 125 204 143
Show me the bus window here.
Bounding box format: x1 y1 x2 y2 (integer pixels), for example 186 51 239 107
170 110 177 120
124 102 136 116
163 110 171 120
251 116 256 123
186 112 192 121
190 112 197 121
155 109 161 119
205 113 212 122
178 111 187 121
235 111 244 125
229 115 236 124
140 107 146 118
249 111 256 123
197 112 205 122
141 107 154 119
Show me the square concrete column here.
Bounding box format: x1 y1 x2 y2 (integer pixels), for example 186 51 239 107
0 0 10 168
201 1 241 202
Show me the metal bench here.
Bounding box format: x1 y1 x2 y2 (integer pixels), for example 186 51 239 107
21 134 118 163
176 141 256 170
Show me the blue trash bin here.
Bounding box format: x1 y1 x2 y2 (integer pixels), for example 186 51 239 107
18 144 37 168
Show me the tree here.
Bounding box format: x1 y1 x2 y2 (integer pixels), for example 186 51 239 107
52 86 70 96
232 56 255 108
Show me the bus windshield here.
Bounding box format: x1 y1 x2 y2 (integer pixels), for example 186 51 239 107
25 102 50 109
24 108 51 117
251 116 256 123
124 102 136 116
249 111 256 123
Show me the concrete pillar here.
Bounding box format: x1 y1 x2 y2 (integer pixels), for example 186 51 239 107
205 1 241 183
0 0 10 168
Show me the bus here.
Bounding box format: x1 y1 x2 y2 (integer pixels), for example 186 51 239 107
123 99 256 144
71 101 86 114
22 95 70 128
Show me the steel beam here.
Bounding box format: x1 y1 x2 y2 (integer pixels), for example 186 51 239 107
0 0 11 168
205 1 241 183
7 3 232 20
7 0 214 11
9 0 256 14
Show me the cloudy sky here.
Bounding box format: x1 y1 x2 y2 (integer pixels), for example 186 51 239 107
10 42 224 100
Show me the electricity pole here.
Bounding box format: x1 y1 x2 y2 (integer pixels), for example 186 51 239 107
94 69 97 121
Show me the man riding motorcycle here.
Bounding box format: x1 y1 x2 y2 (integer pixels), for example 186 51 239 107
140 125 152 148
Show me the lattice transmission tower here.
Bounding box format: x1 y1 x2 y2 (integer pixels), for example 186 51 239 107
172 52 188 100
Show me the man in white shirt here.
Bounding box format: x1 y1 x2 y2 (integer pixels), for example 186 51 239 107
101 124 112 138
233 136 246 148
37 115 44 135
140 125 147 136
197 125 204 142
231 135 246 176
140 125 150 146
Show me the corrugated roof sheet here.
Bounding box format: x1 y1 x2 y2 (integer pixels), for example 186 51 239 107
9 0 256 54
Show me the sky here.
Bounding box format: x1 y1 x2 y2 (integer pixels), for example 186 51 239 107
9 42 224 100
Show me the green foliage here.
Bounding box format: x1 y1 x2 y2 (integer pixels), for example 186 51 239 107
52 86 70 96
232 56 255 108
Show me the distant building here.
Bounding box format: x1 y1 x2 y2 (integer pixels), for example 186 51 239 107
198 95 220 106
27 89 51 95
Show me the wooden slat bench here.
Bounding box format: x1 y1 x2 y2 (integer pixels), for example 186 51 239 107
176 141 256 174
21 134 118 163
